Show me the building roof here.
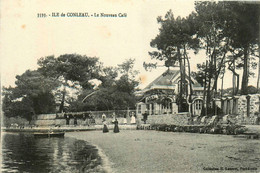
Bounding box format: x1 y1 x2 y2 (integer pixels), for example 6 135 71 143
144 69 179 90
142 69 202 93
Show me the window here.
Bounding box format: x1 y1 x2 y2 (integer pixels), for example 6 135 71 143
138 105 141 113
178 80 188 96
195 100 202 110
162 98 172 113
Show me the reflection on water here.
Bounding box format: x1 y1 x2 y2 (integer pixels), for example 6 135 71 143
1 132 104 173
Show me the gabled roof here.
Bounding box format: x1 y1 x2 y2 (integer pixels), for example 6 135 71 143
143 69 179 90
143 69 202 92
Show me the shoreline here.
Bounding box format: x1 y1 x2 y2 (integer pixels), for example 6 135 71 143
2 124 260 139
1 124 137 132
66 130 260 173
94 143 114 173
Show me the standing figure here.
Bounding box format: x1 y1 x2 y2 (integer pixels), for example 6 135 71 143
130 112 136 124
102 113 106 122
142 111 148 124
113 119 120 133
102 113 109 133
111 112 116 123
103 121 109 133
74 116 77 126
90 112 96 125
65 114 70 125
123 114 127 125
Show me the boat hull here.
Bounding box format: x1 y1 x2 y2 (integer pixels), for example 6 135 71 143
34 132 65 138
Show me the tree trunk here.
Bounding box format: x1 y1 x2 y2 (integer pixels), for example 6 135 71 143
221 69 225 114
59 82 67 113
212 52 217 115
202 60 208 116
257 15 260 91
257 45 260 90
178 47 184 112
221 70 225 99
233 59 236 96
206 76 211 116
184 49 193 115
241 45 249 95
206 60 213 116
211 52 226 94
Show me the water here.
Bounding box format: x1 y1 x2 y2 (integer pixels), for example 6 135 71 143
1 132 105 173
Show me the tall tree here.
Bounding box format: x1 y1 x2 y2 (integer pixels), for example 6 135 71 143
148 10 199 112
194 1 238 114
2 70 58 120
117 58 139 94
37 54 100 112
223 2 259 94
193 1 259 115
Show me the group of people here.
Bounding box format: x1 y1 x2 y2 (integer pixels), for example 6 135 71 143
102 112 137 133
102 113 119 133
64 114 78 126
64 112 96 126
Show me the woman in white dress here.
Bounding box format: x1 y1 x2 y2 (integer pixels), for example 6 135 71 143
130 112 136 124
102 113 109 133
111 112 116 123
102 113 106 122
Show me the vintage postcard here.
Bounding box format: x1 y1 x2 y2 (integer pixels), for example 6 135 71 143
1 0 260 172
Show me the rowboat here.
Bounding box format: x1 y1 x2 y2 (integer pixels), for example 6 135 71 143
34 132 65 138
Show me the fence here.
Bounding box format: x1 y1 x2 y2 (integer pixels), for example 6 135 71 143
55 109 136 119
31 109 137 126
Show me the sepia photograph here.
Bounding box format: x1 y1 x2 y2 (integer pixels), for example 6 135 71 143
1 0 260 172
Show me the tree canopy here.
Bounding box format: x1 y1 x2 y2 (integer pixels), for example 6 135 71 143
70 59 139 111
2 55 140 119
37 54 101 112
147 1 259 115
2 70 59 120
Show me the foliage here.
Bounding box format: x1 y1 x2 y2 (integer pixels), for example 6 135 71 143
2 70 58 119
69 59 139 111
98 66 118 88
191 71 204 87
3 116 30 127
148 10 199 111
3 55 140 119
38 54 100 88
147 1 259 116
218 1 259 94
37 54 101 112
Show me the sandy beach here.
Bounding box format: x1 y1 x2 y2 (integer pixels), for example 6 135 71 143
66 130 260 173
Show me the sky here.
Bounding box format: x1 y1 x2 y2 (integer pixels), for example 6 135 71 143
0 0 258 90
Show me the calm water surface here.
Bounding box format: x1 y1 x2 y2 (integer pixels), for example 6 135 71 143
1 132 104 173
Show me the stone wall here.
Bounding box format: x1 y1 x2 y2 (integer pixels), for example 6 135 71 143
36 114 57 120
249 94 260 116
236 94 260 125
237 95 247 117
31 116 133 126
139 113 190 126
30 112 189 127
30 110 136 126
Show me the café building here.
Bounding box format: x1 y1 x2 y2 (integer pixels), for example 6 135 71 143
136 69 204 116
